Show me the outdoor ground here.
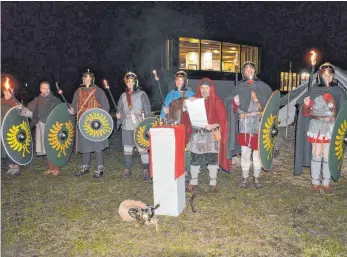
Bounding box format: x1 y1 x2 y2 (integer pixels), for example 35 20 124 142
1 127 347 257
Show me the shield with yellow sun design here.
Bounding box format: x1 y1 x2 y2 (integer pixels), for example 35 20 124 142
329 101 347 181
1 107 33 165
258 90 280 171
134 117 158 149
44 103 76 166
78 108 113 142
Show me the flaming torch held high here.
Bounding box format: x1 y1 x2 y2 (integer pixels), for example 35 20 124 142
4 77 21 105
308 50 317 91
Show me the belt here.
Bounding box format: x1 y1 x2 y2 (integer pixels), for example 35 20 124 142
124 114 142 118
311 116 334 121
239 112 262 118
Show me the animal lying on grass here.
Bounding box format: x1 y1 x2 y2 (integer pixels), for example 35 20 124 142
118 200 160 230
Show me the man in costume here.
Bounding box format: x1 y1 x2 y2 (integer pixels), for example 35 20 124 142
68 69 110 178
18 81 62 175
225 61 273 189
294 63 346 194
116 72 152 180
186 78 231 192
159 71 195 182
1 84 21 175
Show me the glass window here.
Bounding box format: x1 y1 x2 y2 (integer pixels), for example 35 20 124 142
241 45 259 73
201 40 221 71
179 37 200 70
221 42 240 72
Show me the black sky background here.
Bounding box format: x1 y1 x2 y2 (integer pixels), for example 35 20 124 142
2 1 347 104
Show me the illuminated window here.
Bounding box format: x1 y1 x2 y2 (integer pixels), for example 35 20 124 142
201 40 221 71
222 43 240 72
241 45 259 73
179 37 200 70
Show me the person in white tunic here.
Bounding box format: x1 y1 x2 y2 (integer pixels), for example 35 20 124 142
17 81 61 175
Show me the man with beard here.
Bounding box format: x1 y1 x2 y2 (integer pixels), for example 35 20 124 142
186 78 231 192
68 69 110 178
294 63 346 194
1 83 21 175
225 61 273 189
18 81 61 175
116 72 152 180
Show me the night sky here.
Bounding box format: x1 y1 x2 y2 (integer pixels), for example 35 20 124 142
2 2 347 103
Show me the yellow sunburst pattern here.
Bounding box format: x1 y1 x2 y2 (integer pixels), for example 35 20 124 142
262 114 278 160
6 120 32 157
335 119 347 169
48 121 74 157
83 112 112 138
135 122 156 148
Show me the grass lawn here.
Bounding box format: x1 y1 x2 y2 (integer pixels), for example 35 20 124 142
2 128 347 257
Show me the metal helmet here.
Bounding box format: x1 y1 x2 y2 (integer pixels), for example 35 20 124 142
82 69 95 86
241 61 257 80
174 70 188 91
124 72 138 91
317 62 335 86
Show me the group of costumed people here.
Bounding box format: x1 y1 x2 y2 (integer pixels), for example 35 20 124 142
1 62 345 194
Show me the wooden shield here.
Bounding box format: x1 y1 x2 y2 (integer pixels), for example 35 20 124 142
258 90 281 171
1 107 33 165
329 101 347 181
44 103 75 167
134 117 157 149
78 108 113 142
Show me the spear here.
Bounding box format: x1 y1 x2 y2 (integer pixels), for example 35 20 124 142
55 82 70 109
234 53 239 86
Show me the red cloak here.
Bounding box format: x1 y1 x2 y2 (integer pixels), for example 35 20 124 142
194 78 232 172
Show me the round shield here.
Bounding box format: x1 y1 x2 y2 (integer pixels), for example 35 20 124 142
78 108 113 142
1 107 33 165
134 117 157 149
44 103 76 167
258 90 281 171
329 101 347 181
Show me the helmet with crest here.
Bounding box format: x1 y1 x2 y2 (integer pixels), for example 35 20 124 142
124 72 138 91
82 69 95 86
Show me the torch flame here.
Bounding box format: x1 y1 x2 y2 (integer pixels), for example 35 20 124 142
103 79 109 88
310 51 317 66
153 70 157 75
4 77 10 90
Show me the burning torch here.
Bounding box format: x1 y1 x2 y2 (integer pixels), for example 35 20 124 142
308 50 317 91
102 79 121 131
4 77 21 105
55 82 71 109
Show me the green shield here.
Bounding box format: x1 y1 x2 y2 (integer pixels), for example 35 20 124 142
258 90 281 171
78 108 113 142
329 101 347 181
134 117 157 149
1 107 33 165
44 103 76 167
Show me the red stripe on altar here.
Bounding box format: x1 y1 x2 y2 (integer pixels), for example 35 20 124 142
149 125 185 180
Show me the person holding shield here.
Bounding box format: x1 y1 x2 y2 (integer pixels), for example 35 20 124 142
17 81 61 175
68 69 110 178
1 82 21 175
225 61 273 189
116 72 152 180
294 63 346 194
